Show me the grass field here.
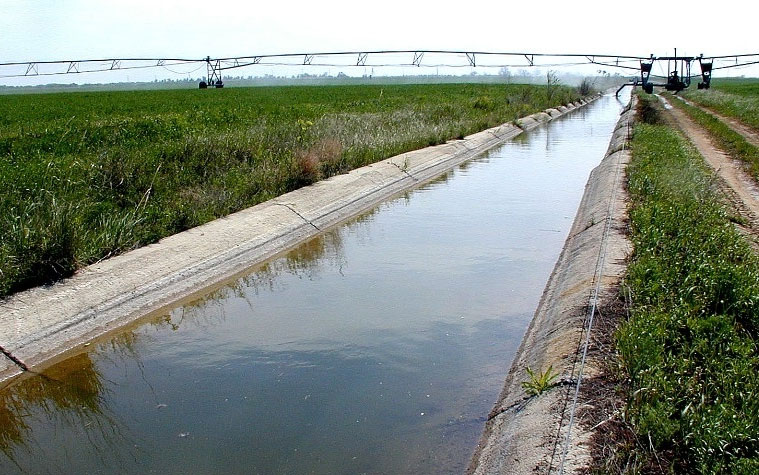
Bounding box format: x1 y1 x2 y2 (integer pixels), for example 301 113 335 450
0 83 582 297
611 95 759 473
683 78 759 131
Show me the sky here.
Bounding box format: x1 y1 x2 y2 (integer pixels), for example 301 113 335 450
1 0 757 86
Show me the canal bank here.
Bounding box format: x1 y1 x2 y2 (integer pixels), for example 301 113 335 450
468 93 635 474
0 97 596 383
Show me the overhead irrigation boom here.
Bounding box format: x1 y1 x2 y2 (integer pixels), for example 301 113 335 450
1 49 757 91
614 48 719 96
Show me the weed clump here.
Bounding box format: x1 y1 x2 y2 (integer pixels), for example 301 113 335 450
577 77 596 96
521 365 559 396
473 96 496 111
636 95 662 124
293 138 344 185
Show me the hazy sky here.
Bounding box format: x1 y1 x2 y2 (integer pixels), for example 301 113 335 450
1 0 757 85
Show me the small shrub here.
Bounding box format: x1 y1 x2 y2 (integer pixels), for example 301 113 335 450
578 78 596 96
313 138 344 176
292 138 344 185
292 148 321 185
546 71 562 102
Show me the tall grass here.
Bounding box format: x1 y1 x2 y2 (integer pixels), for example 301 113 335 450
577 77 597 96
0 83 582 297
617 94 759 473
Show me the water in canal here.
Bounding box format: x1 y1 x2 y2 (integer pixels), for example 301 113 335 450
0 92 629 474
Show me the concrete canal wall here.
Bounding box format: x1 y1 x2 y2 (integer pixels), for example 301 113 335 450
468 94 636 474
0 96 598 384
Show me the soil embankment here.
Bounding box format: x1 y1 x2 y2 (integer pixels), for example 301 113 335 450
469 94 635 474
0 97 597 384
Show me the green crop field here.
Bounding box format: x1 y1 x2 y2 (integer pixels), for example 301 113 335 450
712 78 759 97
0 83 582 297
683 78 759 131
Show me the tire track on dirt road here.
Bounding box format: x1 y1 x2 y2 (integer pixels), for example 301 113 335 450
661 96 759 242
677 97 759 148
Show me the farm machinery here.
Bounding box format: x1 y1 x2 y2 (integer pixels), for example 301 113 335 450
617 49 714 96
638 50 713 94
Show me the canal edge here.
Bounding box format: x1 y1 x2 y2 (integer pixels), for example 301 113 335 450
467 92 635 474
0 94 601 384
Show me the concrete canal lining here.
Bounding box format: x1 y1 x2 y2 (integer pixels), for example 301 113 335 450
468 94 635 474
0 96 597 384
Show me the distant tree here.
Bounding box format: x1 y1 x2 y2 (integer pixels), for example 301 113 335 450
499 66 512 83
546 70 561 101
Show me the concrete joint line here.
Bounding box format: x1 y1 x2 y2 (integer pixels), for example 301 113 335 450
274 203 321 231
570 217 604 238
0 345 29 372
487 396 532 421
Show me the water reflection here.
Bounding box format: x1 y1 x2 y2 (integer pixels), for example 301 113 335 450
0 92 629 474
0 353 128 471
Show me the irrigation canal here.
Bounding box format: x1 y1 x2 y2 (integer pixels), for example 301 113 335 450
0 91 629 474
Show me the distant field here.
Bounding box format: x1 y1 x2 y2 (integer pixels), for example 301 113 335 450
0 83 582 297
683 78 759 130
712 77 759 96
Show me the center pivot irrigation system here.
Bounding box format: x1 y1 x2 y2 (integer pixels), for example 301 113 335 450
627 48 719 95
2 49 758 92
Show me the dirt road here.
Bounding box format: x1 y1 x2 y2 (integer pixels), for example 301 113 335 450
679 97 759 148
662 96 759 233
